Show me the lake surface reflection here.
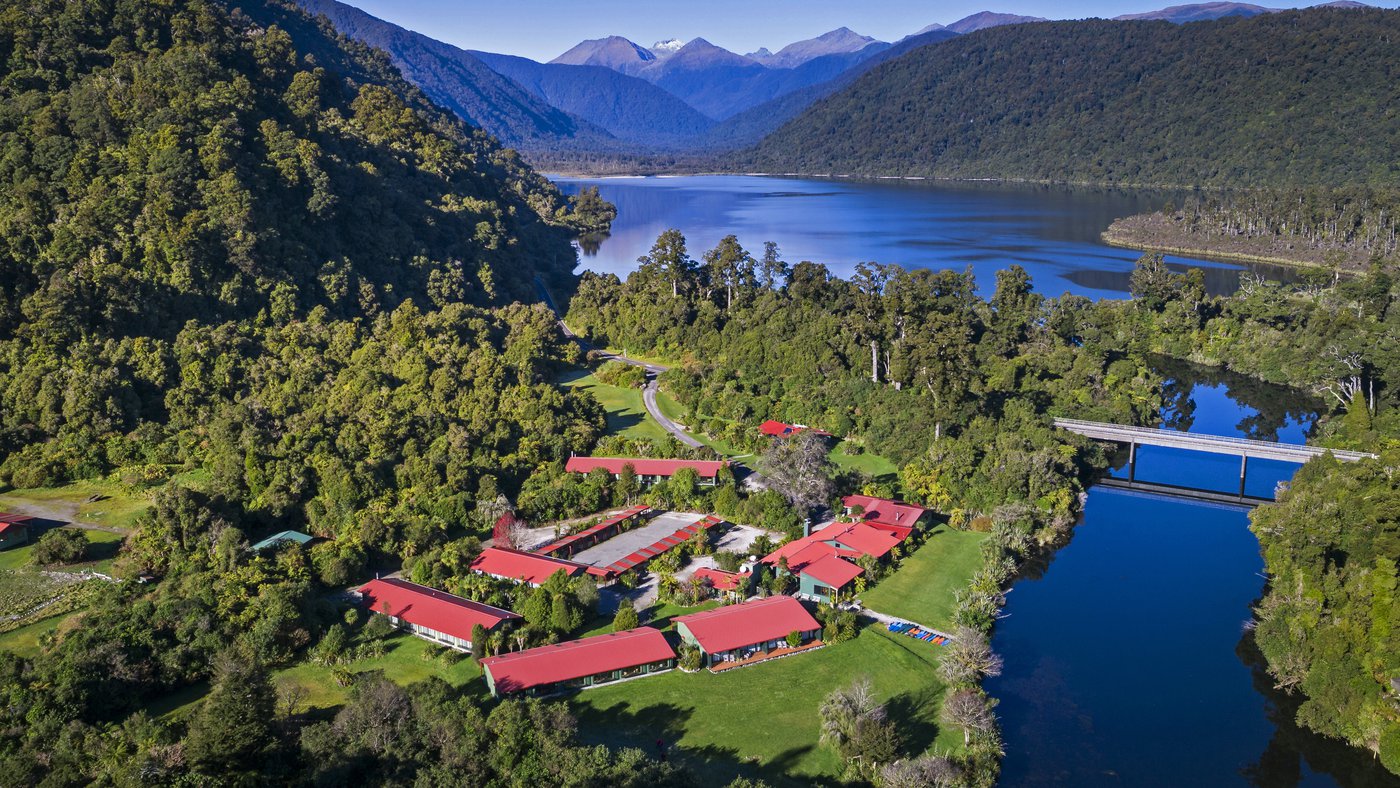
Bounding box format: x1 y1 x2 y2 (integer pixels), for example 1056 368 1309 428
554 175 1298 299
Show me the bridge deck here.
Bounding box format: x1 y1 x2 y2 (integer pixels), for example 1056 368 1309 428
1053 418 1376 464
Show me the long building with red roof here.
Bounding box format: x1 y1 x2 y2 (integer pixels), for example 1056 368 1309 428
481 627 676 697
356 578 519 653
674 596 821 668
470 547 588 587
533 505 652 560
564 456 728 486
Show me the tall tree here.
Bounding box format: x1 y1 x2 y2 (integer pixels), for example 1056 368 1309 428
757 241 790 290
185 652 279 777
761 431 835 517
637 229 697 299
703 235 757 310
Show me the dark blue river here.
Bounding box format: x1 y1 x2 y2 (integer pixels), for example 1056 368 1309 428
988 365 1398 787
554 175 1298 298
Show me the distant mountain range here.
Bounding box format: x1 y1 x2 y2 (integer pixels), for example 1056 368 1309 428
295 0 1378 168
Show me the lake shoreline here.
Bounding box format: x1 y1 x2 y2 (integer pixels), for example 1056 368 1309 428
1103 211 1371 273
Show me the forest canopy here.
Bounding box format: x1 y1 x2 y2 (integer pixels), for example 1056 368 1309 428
743 9 1400 187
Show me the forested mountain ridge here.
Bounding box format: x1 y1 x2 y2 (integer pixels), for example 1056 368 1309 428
468 50 717 146
744 8 1400 186
0 1 697 782
0 0 587 346
293 0 617 151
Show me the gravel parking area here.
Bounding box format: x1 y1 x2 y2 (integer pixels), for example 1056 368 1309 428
569 511 707 568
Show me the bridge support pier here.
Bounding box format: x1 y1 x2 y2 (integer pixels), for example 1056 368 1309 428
1239 455 1248 499
1128 441 1137 484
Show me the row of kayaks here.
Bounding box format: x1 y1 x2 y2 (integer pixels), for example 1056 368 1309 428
887 621 948 645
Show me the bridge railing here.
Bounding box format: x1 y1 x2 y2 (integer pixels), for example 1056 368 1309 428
1052 418 1377 461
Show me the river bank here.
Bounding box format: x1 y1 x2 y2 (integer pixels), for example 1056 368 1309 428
1103 211 1371 272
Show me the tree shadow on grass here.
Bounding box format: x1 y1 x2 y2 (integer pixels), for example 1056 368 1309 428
885 687 945 757
606 411 646 435
573 698 841 787
80 536 122 564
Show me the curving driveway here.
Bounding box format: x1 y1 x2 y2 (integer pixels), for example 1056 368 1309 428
537 277 702 448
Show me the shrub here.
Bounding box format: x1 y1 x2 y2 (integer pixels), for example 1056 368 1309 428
362 612 396 641
679 645 703 671
612 600 639 632
32 529 88 565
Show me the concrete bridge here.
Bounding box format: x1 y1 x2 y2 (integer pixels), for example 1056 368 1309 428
1054 417 1377 499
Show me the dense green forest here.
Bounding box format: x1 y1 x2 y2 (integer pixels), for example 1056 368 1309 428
566 232 1159 523
744 9 1400 187
1106 186 1400 270
0 0 690 782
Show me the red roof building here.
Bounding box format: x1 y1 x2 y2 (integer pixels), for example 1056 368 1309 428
470 547 588 587
692 567 751 600
692 567 749 592
762 521 901 567
534 505 652 559
357 578 519 652
758 420 832 438
481 627 676 697
564 456 728 483
842 495 928 536
801 553 864 590
760 516 913 603
675 596 821 665
0 514 32 550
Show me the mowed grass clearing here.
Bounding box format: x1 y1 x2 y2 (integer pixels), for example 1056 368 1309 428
561 370 671 442
571 625 959 786
827 442 899 478
862 525 988 630
0 528 124 573
0 611 83 658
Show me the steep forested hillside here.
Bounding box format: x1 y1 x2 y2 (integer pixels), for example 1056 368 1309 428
0 4 655 779
746 9 1400 186
294 0 638 152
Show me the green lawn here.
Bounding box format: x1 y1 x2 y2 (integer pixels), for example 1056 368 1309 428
272 634 485 715
571 625 958 786
861 525 988 630
0 611 81 658
579 599 719 639
0 528 124 573
827 442 898 478
562 370 671 442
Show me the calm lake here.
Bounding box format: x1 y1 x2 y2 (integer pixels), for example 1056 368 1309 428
553 175 1296 298
988 364 1399 788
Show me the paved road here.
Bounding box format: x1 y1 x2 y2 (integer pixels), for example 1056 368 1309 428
536 277 701 448
641 377 704 449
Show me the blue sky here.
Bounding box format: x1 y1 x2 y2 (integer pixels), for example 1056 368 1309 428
340 0 1396 61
